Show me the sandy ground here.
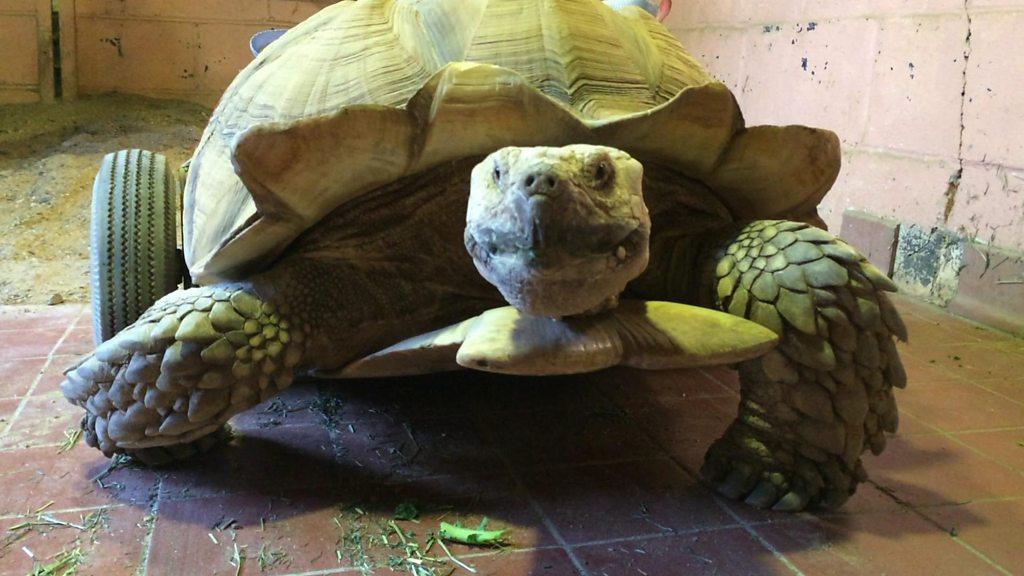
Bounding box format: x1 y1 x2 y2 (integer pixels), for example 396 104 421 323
0 94 210 305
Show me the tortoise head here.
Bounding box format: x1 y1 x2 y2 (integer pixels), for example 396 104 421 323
465 145 651 318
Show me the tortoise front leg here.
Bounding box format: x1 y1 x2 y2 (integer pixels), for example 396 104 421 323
694 220 908 510
61 285 307 464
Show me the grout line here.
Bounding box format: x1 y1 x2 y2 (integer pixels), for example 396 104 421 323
937 423 1024 435
949 538 1013 576
912 494 1024 509
965 381 1024 409
0 502 125 522
712 498 806 576
136 475 163 576
0 441 67 453
282 546 574 576
700 368 741 397
897 407 1024 478
468 411 593 576
0 307 85 437
591 382 805 574
868 480 1014 576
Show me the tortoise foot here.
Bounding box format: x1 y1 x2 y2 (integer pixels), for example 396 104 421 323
700 418 866 511
61 285 305 460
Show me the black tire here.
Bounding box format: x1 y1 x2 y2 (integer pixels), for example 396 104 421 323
90 149 181 345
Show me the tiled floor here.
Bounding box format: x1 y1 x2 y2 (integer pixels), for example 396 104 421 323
0 296 1022 575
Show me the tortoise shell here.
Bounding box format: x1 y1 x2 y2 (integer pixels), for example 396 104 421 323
183 0 839 284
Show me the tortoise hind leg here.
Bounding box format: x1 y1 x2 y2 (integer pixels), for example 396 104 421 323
696 220 908 510
61 285 307 463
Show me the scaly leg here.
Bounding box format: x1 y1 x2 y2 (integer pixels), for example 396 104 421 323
694 220 908 510
61 285 307 464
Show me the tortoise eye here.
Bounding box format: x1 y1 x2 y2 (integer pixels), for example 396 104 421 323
592 159 614 188
493 165 503 184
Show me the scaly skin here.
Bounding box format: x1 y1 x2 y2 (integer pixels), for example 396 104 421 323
696 221 908 510
62 159 503 463
61 284 307 463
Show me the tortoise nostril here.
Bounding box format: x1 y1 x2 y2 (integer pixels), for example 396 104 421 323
522 172 560 196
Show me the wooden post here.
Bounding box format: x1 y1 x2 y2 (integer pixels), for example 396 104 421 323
59 0 77 101
35 0 55 102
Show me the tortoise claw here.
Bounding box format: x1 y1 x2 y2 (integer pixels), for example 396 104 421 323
772 490 809 512
744 480 779 509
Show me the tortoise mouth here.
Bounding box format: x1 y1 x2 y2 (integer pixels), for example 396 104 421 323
465 223 646 273
465 224 650 317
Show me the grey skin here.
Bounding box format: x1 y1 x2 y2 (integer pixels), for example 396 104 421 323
465 146 651 317
62 145 906 513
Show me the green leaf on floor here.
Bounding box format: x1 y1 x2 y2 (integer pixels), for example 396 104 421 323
439 521 508 547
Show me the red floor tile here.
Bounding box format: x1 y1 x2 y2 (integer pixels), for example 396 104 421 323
0 505 148 576
330 413 504 482
896 380 1024 432
0 357 47 399
149 492 342 576
594 367 736 412
151 477 556 576
919 498 1024 573
974 377 1024 404
306 373 486 423
0 393 84 450
870 434 1024 506
52 325 96 358
159 425 338 500
467 548 579 576
0 397 20 432
573 528 793 576
0 298 1021 576
888 406 943 436
898 353 969 384
630 396 737 474
479 407 663 470
229 382 326 431
753 508 1009 575
520 459 734 545
900 339 1024 382
0 328 66 362
0 443 158 517
953 428 1024 472
0 305 82 332
461 371 618 415
702 366 742 393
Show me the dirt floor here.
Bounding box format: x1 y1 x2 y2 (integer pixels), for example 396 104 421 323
0 94 210 305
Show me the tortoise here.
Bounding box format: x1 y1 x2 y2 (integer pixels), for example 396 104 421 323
61 0 908 512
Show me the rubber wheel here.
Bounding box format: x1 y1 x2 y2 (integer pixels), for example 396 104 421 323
90 149 181 345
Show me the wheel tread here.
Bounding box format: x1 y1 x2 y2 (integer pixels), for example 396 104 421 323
91 149 181 344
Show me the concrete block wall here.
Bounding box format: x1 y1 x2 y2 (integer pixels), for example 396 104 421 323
0 0 53 103
664 1 1024 255
70 0 335 106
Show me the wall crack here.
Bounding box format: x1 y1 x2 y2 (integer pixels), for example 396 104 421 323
945 0 973 225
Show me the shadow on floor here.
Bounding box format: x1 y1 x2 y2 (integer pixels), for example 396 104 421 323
78 370 980 575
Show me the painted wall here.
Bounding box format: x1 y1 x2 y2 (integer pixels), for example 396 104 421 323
3 0 1021 253
70 0 335 106
664 1 1024 253
0 0 50 103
